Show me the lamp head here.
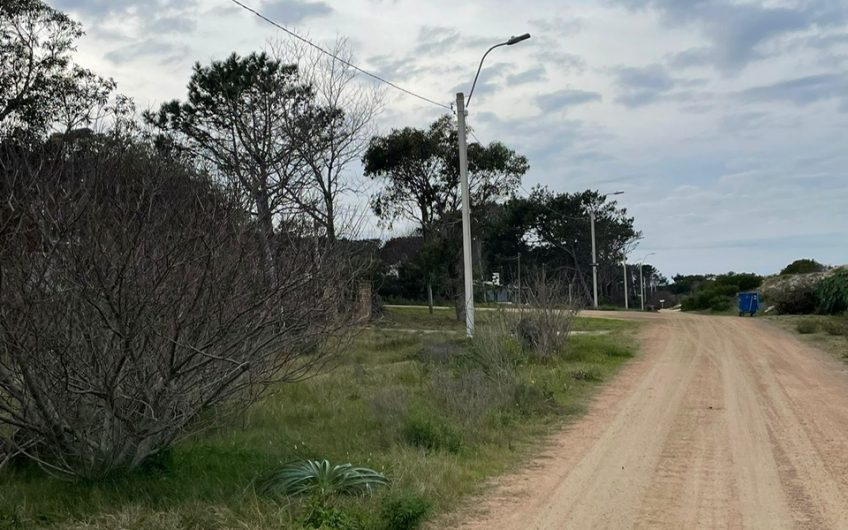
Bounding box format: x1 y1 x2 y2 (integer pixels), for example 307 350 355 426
507 33 531 45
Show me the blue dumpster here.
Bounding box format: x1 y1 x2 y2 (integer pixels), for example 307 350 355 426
737 292 759 317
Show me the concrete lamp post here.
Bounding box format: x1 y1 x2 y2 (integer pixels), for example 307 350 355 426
456 32 530 338
639 252 656 311
590 190 624 309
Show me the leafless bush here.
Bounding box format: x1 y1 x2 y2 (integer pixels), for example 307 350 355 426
514 274 579 359
0 138 361 478
470 273 579 368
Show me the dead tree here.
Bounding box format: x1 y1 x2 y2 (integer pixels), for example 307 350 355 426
271 37 384 240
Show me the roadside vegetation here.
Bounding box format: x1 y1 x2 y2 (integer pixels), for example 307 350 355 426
1 2 645 529
675 272 763 313
761 265 848 316
1 307 639 529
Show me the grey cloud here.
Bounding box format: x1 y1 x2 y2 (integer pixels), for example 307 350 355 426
259 0 332 25
668 47 711 69
536 89 602 112
367 54 424 82
414 26 462 54
736 74 848 108
719 112 771 133
413 26 506 55
611 64 676 107
528 17 584 37
54 0 199 38
507 65 547 85
615 0 848 73
104 39 188 64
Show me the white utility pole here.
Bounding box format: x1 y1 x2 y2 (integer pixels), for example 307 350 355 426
622 259 629 310
456 92 474 337
517 252 521 305
456 32 530 337
590 211 598 308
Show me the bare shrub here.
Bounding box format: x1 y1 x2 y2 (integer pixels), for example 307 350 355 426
514 274 579 359
0 138 361 478
415 341 463 365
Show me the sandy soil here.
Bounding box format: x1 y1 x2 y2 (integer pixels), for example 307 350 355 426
453 311 848 529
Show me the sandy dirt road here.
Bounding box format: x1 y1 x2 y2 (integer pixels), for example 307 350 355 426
455 311 848 529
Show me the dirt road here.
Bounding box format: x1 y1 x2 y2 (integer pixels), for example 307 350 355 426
456 311 848 529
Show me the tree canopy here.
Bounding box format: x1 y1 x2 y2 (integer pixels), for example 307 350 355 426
363 115 528 237
1 0 116 139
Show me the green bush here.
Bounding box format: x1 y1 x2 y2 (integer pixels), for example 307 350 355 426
401 413 461 452
772 286 818 314
512 382 558 417
379 492 430 530
681 292 729 312
680 272 763 312
781 259 826 275
797 321 818 334
822 319 848 336
815 271 848 315
301 499 361 530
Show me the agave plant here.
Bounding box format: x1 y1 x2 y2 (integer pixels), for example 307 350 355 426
258 459 389 498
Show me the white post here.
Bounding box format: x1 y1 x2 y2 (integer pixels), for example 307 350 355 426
590 211 598 308
623 260 629 310
456 92 474 337
516 252 521 305
639 263 645 311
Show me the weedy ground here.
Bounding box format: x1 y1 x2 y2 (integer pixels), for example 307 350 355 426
0 307 640 530
763 314 848 361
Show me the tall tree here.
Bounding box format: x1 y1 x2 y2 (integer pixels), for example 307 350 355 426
364 115 528 315
271 37 383 240
1 0 115 138
145 53 329 272
363 115 528 237
481 188 640 305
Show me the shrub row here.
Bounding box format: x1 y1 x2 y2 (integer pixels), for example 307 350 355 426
770 270 848 315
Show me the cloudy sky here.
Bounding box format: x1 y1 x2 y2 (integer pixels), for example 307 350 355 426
54 0 848 277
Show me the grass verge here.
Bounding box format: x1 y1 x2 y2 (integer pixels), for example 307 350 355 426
763 314 848 360
0 308 640 530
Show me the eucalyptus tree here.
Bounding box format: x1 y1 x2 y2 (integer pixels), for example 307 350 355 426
364 114 528 313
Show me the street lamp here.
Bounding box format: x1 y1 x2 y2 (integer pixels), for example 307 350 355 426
457 32 530 337
590 191 623 309
639 252 656 311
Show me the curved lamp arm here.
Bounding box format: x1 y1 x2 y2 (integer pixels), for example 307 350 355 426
466 33 531 108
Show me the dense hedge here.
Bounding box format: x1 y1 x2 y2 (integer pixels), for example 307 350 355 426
680 272 763 312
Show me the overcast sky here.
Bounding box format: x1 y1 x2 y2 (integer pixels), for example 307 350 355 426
55 0 848 277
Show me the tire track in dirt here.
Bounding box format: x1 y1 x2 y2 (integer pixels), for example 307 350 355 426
450 311 848 529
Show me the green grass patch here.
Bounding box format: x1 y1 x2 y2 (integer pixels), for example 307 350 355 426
764 314 848 361
1 308 641 530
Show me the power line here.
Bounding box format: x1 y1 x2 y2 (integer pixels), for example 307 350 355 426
228 0 453 112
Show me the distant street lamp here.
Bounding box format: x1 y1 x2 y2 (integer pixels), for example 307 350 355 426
590 191 624 309
457 32 531 337
639 252 656 311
